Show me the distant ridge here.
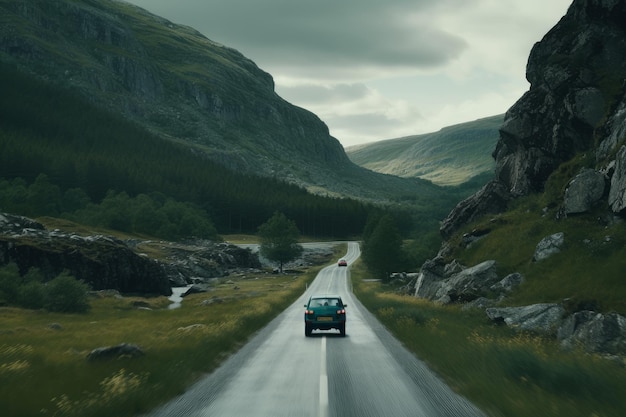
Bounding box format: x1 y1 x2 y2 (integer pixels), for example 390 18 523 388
345 115 503 186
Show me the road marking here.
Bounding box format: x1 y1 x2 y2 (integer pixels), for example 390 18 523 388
319 336 328 417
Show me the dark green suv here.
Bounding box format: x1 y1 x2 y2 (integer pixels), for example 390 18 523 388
304 295 347 337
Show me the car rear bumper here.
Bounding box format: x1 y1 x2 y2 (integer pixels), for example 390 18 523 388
305 318 345 330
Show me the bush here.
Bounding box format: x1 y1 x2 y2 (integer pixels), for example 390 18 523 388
44 273 91 313
17 281 47 310
0 262 20 305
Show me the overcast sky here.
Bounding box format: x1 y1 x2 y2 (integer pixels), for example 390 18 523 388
125 0 572 147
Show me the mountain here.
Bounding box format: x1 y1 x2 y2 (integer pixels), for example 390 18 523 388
0 0 450 204
345 115 502 186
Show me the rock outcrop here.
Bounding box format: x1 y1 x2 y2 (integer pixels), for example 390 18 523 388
558 311 626 355
0 213 171 295
87 343 144 361
0 212 271 295
486 304 565 334
414 259 502 304
441 0 626 238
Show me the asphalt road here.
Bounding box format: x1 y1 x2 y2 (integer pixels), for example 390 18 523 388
145 242 486 417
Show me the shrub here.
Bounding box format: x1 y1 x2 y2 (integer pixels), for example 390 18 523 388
44 272 91 313
0 262 20 305
17 281 47 309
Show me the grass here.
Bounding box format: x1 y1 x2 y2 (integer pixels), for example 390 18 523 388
0 243 344 417
352 261 626 417
459 204 626 311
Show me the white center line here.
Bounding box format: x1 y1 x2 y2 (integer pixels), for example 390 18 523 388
319 336 328 417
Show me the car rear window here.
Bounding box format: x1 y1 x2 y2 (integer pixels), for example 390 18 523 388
310 298 342 307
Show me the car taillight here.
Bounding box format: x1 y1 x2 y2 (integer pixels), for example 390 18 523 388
337 309 345 314
306 310 314 315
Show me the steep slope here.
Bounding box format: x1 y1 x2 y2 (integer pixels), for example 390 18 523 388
441 0 626 238
346 115 502 186
0 0 438 202
410 0 626 361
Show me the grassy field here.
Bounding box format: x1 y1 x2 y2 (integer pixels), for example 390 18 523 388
352 262 626 417
0 244 343 417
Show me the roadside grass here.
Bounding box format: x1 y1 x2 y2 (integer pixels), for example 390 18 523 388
442 152 626 315
0 243 344 417
352 261 626 417
446 192 626 314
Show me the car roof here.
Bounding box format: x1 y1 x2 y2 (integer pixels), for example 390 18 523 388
309 294 342 300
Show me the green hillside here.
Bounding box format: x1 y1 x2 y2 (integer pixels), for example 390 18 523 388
346 115 502 186
0 62 373 238
0 0 487 245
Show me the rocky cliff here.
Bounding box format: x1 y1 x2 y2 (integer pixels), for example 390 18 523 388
441 0 626 238
416 0 626 358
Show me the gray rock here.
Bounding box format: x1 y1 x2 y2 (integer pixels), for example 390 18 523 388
87 343 144 361
597 98 626 161
563 168 606 214
440 180 511 239
414 256 448 299
434 260 499 303
533 232 564 261
490 272 524 293
609 145 626 213
416 259 501 305
486 303 565 334
559 311 626 355
414 269 445 300
444 259 465 277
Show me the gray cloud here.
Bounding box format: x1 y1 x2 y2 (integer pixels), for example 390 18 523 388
127 0 468 72
279 83 370 105
125 0 572 146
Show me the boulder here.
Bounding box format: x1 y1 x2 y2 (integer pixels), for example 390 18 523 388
413 256 449 299
486 303 565 334
87 343 144 361
490 272 524 293
433 260 499 304
563 168 606 214
558 311 626 355
416 259 500 305
533 232 564 261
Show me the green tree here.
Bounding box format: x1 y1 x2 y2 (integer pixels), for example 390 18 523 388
258 211 303 272
361 214 404 281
